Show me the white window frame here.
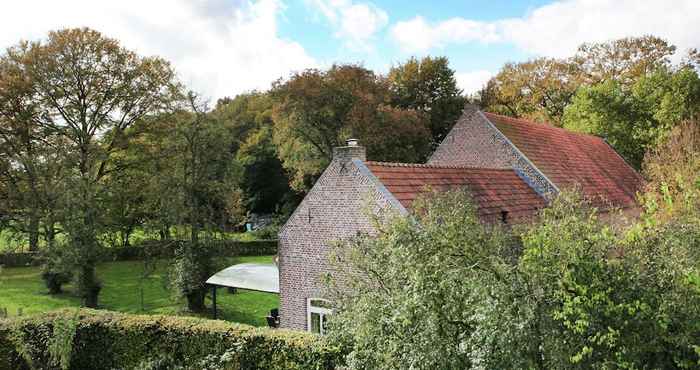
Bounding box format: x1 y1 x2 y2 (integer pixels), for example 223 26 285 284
307 298 332 335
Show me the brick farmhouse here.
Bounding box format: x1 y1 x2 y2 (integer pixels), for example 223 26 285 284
277 105 645 332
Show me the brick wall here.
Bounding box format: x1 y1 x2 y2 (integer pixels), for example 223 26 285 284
429 106 558 199
278 144 400 330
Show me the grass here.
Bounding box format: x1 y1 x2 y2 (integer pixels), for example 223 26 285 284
0 255 279 327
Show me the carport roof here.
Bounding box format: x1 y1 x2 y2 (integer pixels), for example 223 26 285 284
206 263 279 294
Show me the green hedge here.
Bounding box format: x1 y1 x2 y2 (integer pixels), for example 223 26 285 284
0 309 341 370
0 252 38 268
115 239 278 260
0 240 278 268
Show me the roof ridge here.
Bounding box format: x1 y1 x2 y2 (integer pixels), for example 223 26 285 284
364 161 514 171
483 111 603 140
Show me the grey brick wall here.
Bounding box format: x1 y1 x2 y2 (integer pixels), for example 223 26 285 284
429 106 558 199
278 145 400 330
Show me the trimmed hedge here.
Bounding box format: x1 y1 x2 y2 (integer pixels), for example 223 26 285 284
111 239 278 261
0 240 278 268
0 309 342 370
0 252 38 268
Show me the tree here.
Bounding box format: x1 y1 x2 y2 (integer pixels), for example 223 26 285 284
574 35 676 85
0 28 179 307
213 92 297 215
479 58 582 125
0 53 68 251
161 93 244 312
641 119 700 222
327 190 521 369
387 56 465 146
329 190 700 369
519 191 700 368
563 67 700 168
272 64 431 191
478 36 680 126
101 158 149 248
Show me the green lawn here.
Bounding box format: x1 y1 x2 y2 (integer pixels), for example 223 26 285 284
0 255 279 327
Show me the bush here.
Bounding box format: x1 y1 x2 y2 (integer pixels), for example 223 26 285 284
39 246 75 295
249 225 279 241
0 309 342 370
40 271 73 295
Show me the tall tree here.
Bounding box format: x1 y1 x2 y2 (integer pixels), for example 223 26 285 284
213 92 296 215
153 93 244 312
272 64 431 191
0 28 179 306
327 190 517 369
478 36 679 126
0 52 68 251
574 35 676 85
479 58 582 125
387 56 465 146
563 66 700 168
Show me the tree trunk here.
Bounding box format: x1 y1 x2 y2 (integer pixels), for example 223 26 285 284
159 225 171 241
27 212 40 252
120 227 133 248
43 221 56 249
186 289 206 312
79 265 101 308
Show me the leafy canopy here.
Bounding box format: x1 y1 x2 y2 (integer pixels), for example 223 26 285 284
330 190 700 369
271 64 431 191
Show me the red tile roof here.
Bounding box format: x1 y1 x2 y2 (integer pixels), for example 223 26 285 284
365 161 546 223
484 112 645 209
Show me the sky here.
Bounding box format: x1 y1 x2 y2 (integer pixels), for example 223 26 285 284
1 0 699 101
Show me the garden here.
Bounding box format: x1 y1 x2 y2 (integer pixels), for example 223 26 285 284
0 255 278 327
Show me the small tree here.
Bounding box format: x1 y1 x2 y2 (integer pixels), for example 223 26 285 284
328 190 518 369
641 119 700 222
162 93 244 312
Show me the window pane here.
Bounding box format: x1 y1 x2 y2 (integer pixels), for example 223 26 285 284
321 313 329 335
310 312 321 334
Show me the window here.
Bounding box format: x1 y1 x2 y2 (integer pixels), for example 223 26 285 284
307 298 332 335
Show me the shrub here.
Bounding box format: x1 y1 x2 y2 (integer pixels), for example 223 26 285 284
39 246 74 295
40 270 73 295
249 225 279 241
0 309 342 370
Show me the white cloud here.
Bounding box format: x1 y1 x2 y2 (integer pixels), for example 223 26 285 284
391 0 700 58
0 0 317 101
455 70 493 95
307 0 388 50
391 16 501 53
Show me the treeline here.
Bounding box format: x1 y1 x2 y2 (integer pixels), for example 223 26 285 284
0 28 465 309
478 35 700 168
1 28 698 312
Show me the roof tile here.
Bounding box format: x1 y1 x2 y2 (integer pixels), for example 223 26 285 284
484 112 645 209
365 161 546 223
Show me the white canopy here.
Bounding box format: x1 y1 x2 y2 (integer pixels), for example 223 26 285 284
206 263 279 293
